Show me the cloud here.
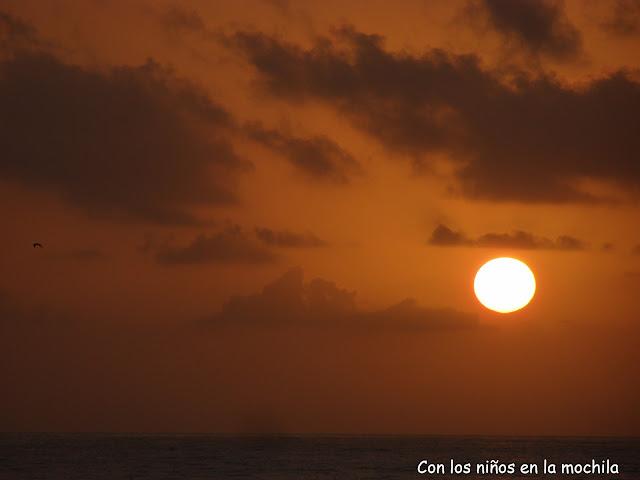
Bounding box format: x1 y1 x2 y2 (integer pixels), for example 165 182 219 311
429 224 472 246
231 27 640 203
600 0 640 36
156 225 276 265
0 11 42 52
358 299 478 332
214 268 477 332
245 122 361 183
470 0 583 61
428 224 586 250
161 6 207 34
255 227 327 247
632 244 640 254
215 268 355 324
0 16 248 224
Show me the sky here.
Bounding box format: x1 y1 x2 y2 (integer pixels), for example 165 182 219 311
0 0 639 436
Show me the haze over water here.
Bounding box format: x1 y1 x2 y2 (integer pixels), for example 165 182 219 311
1 434 639 479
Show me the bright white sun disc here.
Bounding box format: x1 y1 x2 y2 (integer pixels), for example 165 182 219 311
474 257 536 313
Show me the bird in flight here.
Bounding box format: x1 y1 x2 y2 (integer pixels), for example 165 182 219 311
33 242 43 248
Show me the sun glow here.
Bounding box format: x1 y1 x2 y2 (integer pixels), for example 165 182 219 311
474 257 536 313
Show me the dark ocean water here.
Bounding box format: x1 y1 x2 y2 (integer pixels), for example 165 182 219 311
0 434 638 479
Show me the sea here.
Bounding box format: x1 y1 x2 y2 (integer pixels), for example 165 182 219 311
0 434 638 479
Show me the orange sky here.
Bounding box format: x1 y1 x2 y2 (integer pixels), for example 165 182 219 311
0 0 639 435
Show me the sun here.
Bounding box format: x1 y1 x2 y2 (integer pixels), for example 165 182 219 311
474 257 536 313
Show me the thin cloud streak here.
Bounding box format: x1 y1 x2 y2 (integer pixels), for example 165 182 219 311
428 224 586 250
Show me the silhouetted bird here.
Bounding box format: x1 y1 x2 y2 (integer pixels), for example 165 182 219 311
33 242 43 248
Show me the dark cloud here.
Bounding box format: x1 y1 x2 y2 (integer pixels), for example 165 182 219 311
137 232 177 253
632 244 640 254
245 122 361 183
255 227 327 247
553 235 585 250
0 11 41 52
215 268 355 324
0 17 247 224
428 224 586 250
232 27 640 203
214 268 477 332
359 299 478 333
471 0 583 61
601 0 640 36
161 6 207 34
429 224 472 246
156 225 276 265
